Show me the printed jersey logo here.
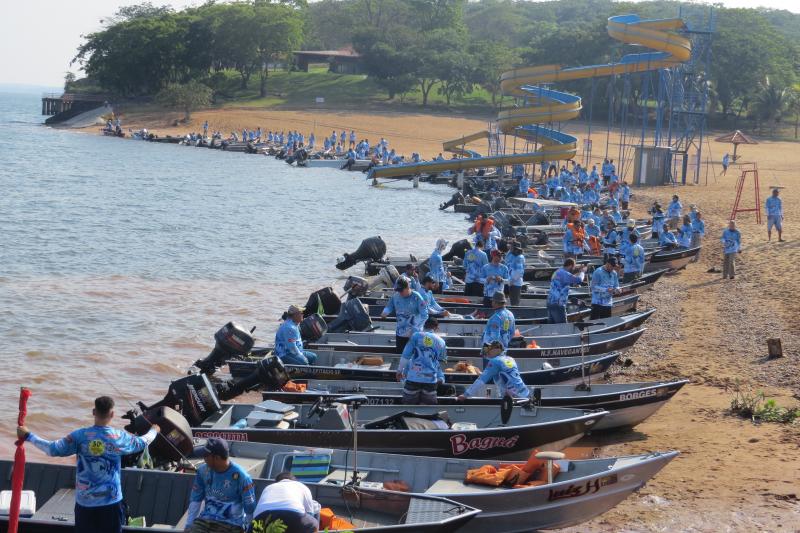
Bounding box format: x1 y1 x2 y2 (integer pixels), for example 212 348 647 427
503 357 515 369
88 439 106 456
503 319 510 331
423 336 434 347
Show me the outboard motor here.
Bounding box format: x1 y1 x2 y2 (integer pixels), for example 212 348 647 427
343 276 369 297
299 313 327 342
193 322 255 376
327 298 372 333
336 236 387 270
215 356 290 399
439 191 464 211
124 406 194 465
303 287 341 317
442 239 472 261
127 373 222 428
526 212 551 226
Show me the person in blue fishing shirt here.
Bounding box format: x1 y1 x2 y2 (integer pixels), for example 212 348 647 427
349 130 356 147
482 291 516 350
620 181 631 210
421 276 451 317
186 438 256 533
396 317 448 404
590 256 620 319
505 242 526 306
602 221 619 263
381 276 428 353
677 215 693 248
667 195 682 228
563 220 586 259
690 211 705 261
481 249 510 307
585 218 600 239
583 185 599 205
765 188 784 242
308 132 315 149
610 206 623 224
323 137 331 151
650 202 665 239
274 305 317 366
518 174 530 196
721 220 742 280
18 396 160 533
722 153 730 175
619 219 638 257
458 340 530 400
659 229 679 249
395 264 423 294
547 258 586 324
622 233 645 282
428 238 451 291
463 240 488 297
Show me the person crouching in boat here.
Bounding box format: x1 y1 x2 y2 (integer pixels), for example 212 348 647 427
457 340 529 401
381 276 428 353
396 317 448 404
274 305 317 365
421 275 451 318
252 472 320 533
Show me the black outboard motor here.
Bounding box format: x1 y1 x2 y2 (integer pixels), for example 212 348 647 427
439 191 464 211
124 406 194 465
336 236 387 270
215 356 290 399
343 276 369 297
193 322 255 376
526 211 551 226
327 298 372 333
442 239 472 261
127 373 222 428
299 313 327 342
303 287 341 317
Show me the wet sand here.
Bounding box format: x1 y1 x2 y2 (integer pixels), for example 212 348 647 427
95 106 800 530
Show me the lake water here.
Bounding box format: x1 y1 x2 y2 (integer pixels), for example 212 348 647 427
0 92 465 454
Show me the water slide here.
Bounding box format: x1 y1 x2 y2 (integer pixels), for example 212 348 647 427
368 15 691 179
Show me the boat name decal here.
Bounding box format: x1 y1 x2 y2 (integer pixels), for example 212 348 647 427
618 389 656 401
450 433 520 455
539 348 580 357
547 474 617 501
193 430 249 442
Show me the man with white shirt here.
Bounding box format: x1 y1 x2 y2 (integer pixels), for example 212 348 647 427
252 472 319 532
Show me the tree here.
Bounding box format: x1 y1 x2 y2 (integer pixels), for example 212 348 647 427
64 72 77 91
753 76 790 133
251 2 304 97
470 40 520 108
156 81 212 122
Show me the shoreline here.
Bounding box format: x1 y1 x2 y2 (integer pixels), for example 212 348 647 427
56 104 800 530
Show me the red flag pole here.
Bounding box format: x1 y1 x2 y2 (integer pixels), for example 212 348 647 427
9 387 31 533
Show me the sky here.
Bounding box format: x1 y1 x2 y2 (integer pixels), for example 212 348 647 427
1 0 799 87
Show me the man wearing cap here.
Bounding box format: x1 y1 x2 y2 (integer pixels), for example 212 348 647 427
395 264 423 293
428 238 451 292
252 472 319 532
505 243 526 306
721 220 742 280
602 221 619 263
457 340 530 401
765 188 784 242
480 249 510 307
482 291 516 350
667 194 682 229
420 276 451 317
618 219 639 257
463 239 488 297
622 233 646 282
274 306 317 366
547 258 587 324
396 317 448 404
381 276 428 353
17 396 160 533
590 257 620 319
186 438 257 533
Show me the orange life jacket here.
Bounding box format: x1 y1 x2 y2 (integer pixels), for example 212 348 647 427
567 223 586 248
527 188 538 198
588 235 602 255
473 215 495 239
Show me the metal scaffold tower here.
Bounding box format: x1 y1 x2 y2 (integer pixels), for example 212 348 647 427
666 7 715 185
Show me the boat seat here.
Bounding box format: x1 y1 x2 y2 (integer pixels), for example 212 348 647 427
424 479 506 494
32 488 75 522
320 469 371 486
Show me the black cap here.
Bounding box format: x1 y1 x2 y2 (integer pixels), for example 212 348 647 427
192 438 229 459
606 256 618 267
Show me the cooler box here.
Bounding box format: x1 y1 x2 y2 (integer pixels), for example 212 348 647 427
0 490 37 517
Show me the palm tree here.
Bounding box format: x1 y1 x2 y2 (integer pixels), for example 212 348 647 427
753 76 789 135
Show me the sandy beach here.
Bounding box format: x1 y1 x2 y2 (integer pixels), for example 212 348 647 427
98 104 800 531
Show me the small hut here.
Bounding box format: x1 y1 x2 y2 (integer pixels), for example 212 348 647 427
715 130 758 162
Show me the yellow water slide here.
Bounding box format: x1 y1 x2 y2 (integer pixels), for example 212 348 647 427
369 15 691 179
